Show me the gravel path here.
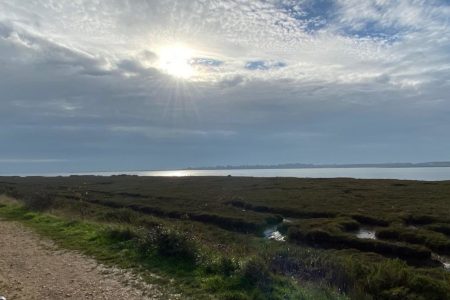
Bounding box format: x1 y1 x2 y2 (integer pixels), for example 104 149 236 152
0 219 170 300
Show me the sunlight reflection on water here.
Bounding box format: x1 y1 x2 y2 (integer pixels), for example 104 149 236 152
355 228 377 240
263 227 286 242
105 167 450 181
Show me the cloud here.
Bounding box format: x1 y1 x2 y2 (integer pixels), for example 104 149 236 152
110 125 236 139
191 58 223 66
0 159 66 163
0 0 449 172
1 0 448 86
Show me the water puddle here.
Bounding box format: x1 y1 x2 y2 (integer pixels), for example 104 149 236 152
355 228 377 240
263 226 286 242
432 254 450 271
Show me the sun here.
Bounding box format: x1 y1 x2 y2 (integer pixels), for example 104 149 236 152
157 45 194 79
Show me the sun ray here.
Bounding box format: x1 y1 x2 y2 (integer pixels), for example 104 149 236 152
157 45 195 79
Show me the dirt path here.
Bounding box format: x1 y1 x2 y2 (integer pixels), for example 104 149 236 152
0 219 170 300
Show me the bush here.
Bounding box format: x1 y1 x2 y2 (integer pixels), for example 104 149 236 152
136 229 155 255
206 257 239 276
219 257 239 276
138 226 198 262
242 257 273 292
156 228 197 259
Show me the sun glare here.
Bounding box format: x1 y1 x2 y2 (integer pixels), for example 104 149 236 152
158 45 194 79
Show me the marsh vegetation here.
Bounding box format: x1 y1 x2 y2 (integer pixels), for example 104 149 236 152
1 176 450 299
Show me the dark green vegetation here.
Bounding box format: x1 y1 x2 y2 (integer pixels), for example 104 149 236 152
1 176 450 299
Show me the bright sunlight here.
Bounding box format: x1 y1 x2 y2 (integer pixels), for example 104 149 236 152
157 45 195 79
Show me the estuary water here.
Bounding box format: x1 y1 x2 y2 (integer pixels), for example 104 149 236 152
68 167 450 181
9 167 450 180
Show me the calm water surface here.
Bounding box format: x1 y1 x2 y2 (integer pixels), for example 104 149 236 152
11 167 450 181
87 167 450 181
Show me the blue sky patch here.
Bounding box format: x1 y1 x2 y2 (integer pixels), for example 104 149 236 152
276 0 336 32
245 60 286 71
339 20 403 42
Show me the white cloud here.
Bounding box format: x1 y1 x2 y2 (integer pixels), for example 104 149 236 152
1 0 448 88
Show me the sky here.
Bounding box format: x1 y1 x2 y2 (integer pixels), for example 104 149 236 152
0 0 449 174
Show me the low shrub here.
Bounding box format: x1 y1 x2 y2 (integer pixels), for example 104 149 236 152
156 228 197 260
269 247 352 290
138 226 198 262
218 257 239 276
205 256 239 276
242 257 273 292
136 227 159 255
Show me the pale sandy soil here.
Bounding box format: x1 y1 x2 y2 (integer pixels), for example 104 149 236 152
0 218 174 300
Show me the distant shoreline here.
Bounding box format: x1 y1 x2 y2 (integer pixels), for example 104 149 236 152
186 161 450 170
